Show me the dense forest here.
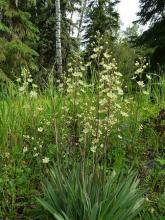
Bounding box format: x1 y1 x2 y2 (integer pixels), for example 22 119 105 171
0 0 165 219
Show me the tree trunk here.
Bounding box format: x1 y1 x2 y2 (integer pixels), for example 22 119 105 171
55 0 62 77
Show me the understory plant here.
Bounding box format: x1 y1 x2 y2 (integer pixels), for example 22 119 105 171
38 164 144 220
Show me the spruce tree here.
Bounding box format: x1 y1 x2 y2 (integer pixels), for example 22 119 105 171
0 0 38 80
84 0 120 45
137 0 165 69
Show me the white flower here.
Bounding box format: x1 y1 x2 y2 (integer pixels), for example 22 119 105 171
135 61 139 66
132 76 137 80
117 88 124 95
146 75 151 80
137 81 145 88
38 127 43 132
46 121 51 126
28 78 33 83
115 103 121 109
121 112 128 117
32 84 38 88
37 107 44 112
30 90 37 98
42 157 49 164
93 47 100 53
19 86 26 92
16 78 21 82
23 147 28 153
90 146 97 153
91 54 97 59
72 72 82 77
115 72 122 77
135 68 143 75
118 135 122 139
34 153 39 157
103 52 110 59
85 62 91 67
23 135 30 139
139 124 143 131
143 91 149 95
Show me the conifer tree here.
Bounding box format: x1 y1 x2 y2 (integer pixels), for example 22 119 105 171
0 0 38 80
137 0 165 69
84 0 120 45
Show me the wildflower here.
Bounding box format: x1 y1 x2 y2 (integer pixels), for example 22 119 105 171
103 52 110 59
85 62 91 67
91 146 97 153
117 88 124 95
5 152 10 158
32 84 38 88
72 72 82 77
115 103 121 109
135 68 143 75
135 61 139 66
118 135 122 139
143 91 149 95
68 67 74 72
28 78 33 83
115 72 122 77
19 86 26 92
37 107 44 112
34 153 39 157
93 47 100 53
23 147 28 153
150 208 155 214
137 81 145 88
131 76 137 80
91 54 97 59
42 157 49 164
121 112 128 117
30 90 37 98
38 127 43 132
16 78 21 82
146 75 151 80
46 121 51 126
23 135 30 139
139 124 143 131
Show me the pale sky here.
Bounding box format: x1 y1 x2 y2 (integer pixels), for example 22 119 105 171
118 0 140 30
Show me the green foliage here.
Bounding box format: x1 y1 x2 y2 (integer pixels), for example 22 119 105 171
0 0 38 80
137 0 165 69
38 165 144 220
30 0 80 71
0 40 165 219
84 0 120 45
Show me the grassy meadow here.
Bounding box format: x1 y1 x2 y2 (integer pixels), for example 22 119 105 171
0 49 165 219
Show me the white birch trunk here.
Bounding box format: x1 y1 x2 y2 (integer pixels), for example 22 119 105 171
55 0 62 77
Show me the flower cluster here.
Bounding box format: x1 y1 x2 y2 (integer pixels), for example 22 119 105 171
132 58 152 93
17 67 38 98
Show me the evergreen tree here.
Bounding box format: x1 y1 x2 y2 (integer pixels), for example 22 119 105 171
31 0 80 73
137 0 165 70
0 0 38 80
84 0 120 45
